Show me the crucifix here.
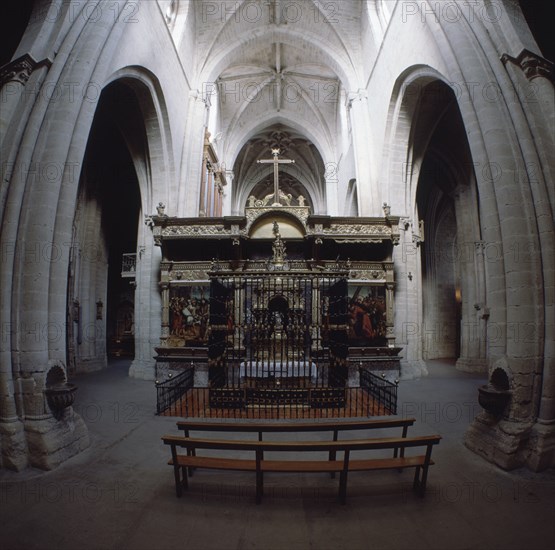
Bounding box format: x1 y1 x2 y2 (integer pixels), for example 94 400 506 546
257 148 295 206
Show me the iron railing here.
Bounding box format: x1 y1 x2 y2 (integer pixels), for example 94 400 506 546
157 383 382 419
156 367 194 415
359 367 398 414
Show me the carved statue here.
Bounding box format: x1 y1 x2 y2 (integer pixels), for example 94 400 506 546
297 194 306 207
262 193 274 206
279 191 292 206
272 222 287 266
247 195 256 207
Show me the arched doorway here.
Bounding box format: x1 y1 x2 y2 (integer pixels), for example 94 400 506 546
412 81 486 371
67 82 144 373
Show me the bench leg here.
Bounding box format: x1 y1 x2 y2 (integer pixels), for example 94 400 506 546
418 466 430 497
174 466 183 498
413 466 421 493
338 471 348 505
181 467 188 490
187 448 196 477
329 450 337 479
330 430 338 479
256 471 263 505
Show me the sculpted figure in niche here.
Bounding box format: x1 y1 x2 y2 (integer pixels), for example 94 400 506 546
297 194 306 207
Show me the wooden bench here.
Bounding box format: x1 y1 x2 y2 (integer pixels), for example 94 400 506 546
161 432 441 504
176 417 417 479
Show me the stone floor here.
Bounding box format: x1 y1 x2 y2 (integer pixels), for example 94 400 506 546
1 359 554 550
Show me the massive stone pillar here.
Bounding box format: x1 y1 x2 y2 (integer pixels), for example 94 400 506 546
129 221 162 381
394 221 427 379
347 90 379 216
0 1 137 470
179 90 209 216
460 7 555 467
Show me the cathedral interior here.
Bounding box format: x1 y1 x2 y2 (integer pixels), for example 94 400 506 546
1 1 554 549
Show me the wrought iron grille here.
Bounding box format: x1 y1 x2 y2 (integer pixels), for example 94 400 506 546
359 367 398 415
156 367 194 415
207 272 348 388
156 269 395 418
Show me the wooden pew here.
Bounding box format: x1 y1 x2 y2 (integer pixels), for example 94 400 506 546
175 417 416 478
161 433 441 504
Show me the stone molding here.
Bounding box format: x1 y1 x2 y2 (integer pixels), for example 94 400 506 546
0 54 36 86
0 54 52 87
502 49 555 82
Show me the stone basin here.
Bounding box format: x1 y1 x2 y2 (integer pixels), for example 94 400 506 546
478 384 511 416
45 383 78 415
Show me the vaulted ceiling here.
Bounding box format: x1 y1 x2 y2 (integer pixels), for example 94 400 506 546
178 0 377 213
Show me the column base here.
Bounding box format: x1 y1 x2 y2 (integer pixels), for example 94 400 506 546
526 421 555 471
129 358 156 380
24 409 89 470
0 418 28 471
464 412 534 470
400 359 428 380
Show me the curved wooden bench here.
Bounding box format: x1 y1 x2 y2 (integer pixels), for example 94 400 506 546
176 417 416 478
162 433 441 504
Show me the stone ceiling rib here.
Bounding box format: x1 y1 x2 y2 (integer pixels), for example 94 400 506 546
198 26 356 88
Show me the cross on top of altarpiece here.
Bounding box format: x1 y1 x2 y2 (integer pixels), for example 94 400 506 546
256 148 295 206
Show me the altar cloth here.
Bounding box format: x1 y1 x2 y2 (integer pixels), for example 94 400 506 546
240 360 318 381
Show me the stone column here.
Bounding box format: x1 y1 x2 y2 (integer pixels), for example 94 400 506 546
179 91 209 216
221 170 233 216
455 236 488 373
394 223 427 379
129 221 162 381
347 90 378 216
502 50 555 142
503 52 555 444
324 170 339 216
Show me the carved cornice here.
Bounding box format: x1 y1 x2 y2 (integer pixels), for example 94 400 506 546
348 261 394 283
502 49 554 82
171 270 210 282
349 270 386 282
161 224 234 238
325 223 391 235
307 222 395 244
148 211 401 245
